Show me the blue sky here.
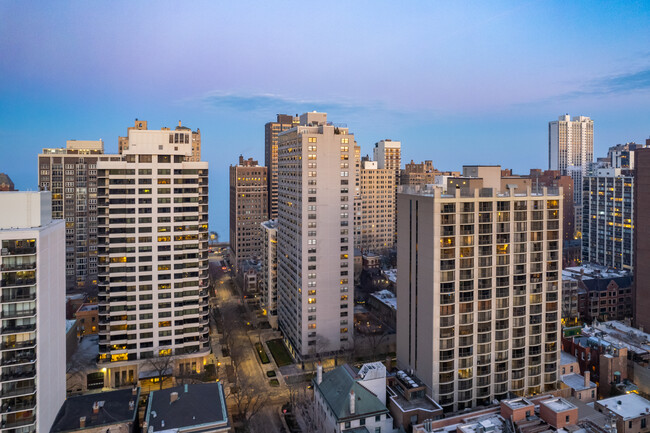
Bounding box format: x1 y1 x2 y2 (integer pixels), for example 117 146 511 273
1 1 649 239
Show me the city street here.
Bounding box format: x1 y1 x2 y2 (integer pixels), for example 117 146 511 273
210 254 290 432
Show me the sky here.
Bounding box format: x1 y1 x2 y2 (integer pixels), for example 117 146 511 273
1 1 650 240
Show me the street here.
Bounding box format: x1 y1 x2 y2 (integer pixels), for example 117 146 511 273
210 253 290 432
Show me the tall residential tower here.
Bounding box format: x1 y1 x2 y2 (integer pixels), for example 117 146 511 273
276 112 355 360
265 114 299 220
96 127 210 386
397 166 562 413
0 192 66 432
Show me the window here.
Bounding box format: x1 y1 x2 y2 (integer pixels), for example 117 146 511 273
308 137 317 143
375 428 381 433
345 422 351 429
360 418 365 426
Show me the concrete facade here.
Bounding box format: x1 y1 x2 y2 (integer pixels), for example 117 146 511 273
260 219 278 327
634 148 650 332
0 191 66 433
276 112 355 359
96 128 210 382
397 167 562 412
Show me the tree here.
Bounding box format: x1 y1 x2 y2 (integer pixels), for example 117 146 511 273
226 361 265 432
143 349 176 390
364 330 391 361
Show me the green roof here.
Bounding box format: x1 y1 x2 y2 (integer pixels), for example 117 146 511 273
315 365 388 421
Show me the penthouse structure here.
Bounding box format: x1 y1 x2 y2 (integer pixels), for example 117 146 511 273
265 114 299 219
397 166 562 412
119 119 202 162
38 140 118 291
96 127 210 385
276 112 355 360
0 192 66 432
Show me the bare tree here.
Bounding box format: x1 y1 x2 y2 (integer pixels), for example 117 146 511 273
364 330 391 361
143 349 176 390
226 362 265 432
66 358 88 394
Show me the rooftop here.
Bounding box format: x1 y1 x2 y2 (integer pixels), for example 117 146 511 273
561 373 596 391
563 264 630 283
78 304 98 312
370 290 397 311
145 383 229 432
51 388 140 432
596 393 650 420
541 397 577 413
314 364 389 421
502 397 533 410
383 269 397 283
457 415 506 433
581 321 650 356
560 351 578 366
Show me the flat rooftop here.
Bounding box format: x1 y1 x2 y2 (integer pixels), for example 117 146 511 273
597 393 650 420
541 398 576 413
502 397 534 410
51 388 139 432
370 290 397 310
561 373 596 391
560 351 578 366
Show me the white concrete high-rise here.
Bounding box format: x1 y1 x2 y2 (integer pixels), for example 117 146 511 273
397 167 562 413
276 112 355 360
96 127 211 386
548 115 593 233
0 191 66 433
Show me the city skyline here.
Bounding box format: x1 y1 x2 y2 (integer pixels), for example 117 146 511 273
2 1 650 239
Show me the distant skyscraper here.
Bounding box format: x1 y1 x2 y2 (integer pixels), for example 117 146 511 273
265 114 299 220
38 140 115 290
277 112 355 360
0 173 15 191
548 115 593 234
397 166 562 412
355 160 395 251
119 119 202 162
634 147 650 331
527 169 575 241
229 156 268 266
97 127 210 385
0 191 66 432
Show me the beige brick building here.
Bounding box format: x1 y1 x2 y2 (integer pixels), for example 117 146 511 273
356 160 395 252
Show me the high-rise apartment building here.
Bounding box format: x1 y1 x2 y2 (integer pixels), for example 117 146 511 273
0 191 65 432
373 139 401 181
229 156 268 267
276 112 355 360
0 174 15 191
355 160 395 252
96 127 210 385
582 168 634 270
548 115 593 233
634 147 650 331
397 166 562 413
527 169 574 241
265 114 299 219
260 219 278 328
38 140 116 291
119 119 202 162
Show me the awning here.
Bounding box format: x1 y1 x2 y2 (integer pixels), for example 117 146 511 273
139 367 173 379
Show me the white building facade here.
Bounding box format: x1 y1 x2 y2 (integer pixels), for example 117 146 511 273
277 112 355 360
0 192 66 433
260 219 278 328
96 128 211 385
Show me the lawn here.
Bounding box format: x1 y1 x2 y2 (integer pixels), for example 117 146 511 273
254 342 270 364
266 370 276 377
266 339 293 367
269 378 280 387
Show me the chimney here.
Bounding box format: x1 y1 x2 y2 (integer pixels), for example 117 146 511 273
132 386 138 396
80 417 86 428
349 390 355 414
178 120 182 127
129 400 135 411
317 362 323 385
584 371 590 388
92 401 99 414
170 392 179 403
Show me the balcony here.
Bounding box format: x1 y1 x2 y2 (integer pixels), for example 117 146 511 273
0 263 36 272
0 367 35 382
0 396 35 414
0 278 36 288
1 247 36 256
1 309 36 320
1 340 36 351
1 383 36 398
2 415 36 429
1 323 36 335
